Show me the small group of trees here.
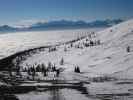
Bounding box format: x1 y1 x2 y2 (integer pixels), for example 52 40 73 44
83 40 101 47
24 63 47 77
61 31 101 52
48 47 57 52
22 59 64 80
74 66 80 73
88 32 96 38
73 39 101 49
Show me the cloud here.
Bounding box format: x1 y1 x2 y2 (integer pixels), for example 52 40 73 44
9 19 47 28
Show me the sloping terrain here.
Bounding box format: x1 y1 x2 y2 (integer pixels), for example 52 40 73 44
1 19 133 100
0 28 102 59
18 19 133 80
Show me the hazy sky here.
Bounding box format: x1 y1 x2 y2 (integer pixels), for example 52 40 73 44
0 0 133 25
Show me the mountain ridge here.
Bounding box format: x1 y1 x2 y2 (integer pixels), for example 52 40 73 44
0 19 123 33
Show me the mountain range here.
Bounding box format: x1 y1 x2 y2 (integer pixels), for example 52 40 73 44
0 19 123 33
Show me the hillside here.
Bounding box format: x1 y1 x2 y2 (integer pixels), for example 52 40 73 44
0 19 133 100
13 19 133 80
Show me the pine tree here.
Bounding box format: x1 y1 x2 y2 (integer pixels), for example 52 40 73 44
60 57 64 65
41 63 47 76
56 69 60 77
74 66 77 73
31 66 36 80
127 46 130 52
27 68 31 76
16 64 21 76
47 62 52 71
76 66 80 73
70 43 73 47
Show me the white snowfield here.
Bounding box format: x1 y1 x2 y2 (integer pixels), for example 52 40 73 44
0 28 102 59
20 19 133 79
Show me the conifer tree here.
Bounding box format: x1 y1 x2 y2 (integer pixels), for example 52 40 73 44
60 57 64 65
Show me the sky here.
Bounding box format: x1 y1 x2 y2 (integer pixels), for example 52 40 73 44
0 0 133 25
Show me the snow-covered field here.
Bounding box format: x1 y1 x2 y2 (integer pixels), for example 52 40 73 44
14 19 133 100
19 19 133 79
1 19 133 100
0 28 103 59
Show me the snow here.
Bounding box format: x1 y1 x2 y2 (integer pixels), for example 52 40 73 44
16 81 133 100
20 82 52 86
85 82 130 95
60 89 99 100
17 91 51 100
19 19 133 80
0 28 103 59
2 19 133 100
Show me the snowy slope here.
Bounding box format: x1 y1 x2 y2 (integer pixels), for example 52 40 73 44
19 19 133 79
95 19 133 79
0 28 103 59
